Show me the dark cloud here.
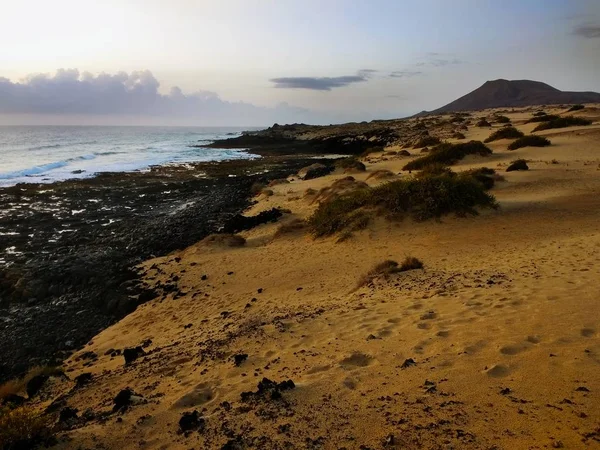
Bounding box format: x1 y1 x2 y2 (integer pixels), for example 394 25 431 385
389 70 423 78
573 24 600 38
0 69 318 125
270 73 368 91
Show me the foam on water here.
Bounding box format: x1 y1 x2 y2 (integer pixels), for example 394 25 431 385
0 126 258 186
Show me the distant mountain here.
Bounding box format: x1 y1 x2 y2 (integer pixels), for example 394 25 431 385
420 79 600 115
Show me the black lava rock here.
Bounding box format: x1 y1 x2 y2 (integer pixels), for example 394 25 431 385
75 372 93 387
222 208 283 234
506 160 529 172
233 354 248 367
26 374 50 398
59 407 79 423
123 346 145 365
179 410 205 432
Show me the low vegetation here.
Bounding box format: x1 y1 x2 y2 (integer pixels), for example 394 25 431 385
308 171 498 237
366 169 396 181
335 157 366 172
0 405 53 450
476 119 491 127
567 104 585 112
483 126 524 143
494 115 511 124
357 257 424 287
274 219 306 238
507 135 551 150
0 366 62 402
402 141 492 171
452 131 466 140
526 114 559 123
506 159 529 172
532 110 547 117
532 116 592 132
413 136 441 149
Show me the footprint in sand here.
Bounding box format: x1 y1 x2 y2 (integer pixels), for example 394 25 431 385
581 328 596 338
340 352 373 369
486 364 511 378
172 382 215 408
499 343 530 355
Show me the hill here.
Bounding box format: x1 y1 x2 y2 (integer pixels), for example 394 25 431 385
421 79 600 115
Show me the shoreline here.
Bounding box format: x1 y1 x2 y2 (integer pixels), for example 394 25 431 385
0 154 339 381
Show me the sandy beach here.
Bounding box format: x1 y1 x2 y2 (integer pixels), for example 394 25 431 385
6 105 600 449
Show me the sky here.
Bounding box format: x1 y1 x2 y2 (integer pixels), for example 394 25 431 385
0 0 599 126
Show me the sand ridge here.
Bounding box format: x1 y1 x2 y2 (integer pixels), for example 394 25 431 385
43 106 600 449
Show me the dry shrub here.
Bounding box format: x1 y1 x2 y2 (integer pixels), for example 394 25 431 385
335 157 366 172
366 169 396 181
494 115 511 124
0 405 53 449
507 135 551 150
413 136 441 149
274 219 306 237
311 177 368 204
452 131 466 140
532 116 592 131
202 233 246 247
403 141 492 171
483 126 524 143
308 171 498 237
476 119 491 127
0 366 62 401
260 189 274 197
567 104 584 112
357 257 423 287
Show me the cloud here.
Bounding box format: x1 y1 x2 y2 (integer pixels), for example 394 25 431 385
429 58 464 67
389 70 423 78
357 69 378 77
0 69 321 125
270 72 369 91
573 24 600 38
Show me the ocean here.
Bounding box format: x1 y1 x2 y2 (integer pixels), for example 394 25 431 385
0 126 259 187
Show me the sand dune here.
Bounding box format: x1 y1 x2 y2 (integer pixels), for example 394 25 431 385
42 106 600 449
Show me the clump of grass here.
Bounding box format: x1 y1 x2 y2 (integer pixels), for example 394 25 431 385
507 135 551 150
567 104 585 112
526 114 559 124
311 176 369 204
452 131 466 140
366 169 396 181
533 117 592 132
403 141 492 171
274 219 306 238
413 136 441 149
476 119 491 127
532 110 547 117
458 167 501 190
335 157 366 172
414 163 455 178
398 150 411 156
0 405 53 449
483 126 524 143
202 233 246 247
268 178 289 187
506 159 529 172
357 257 423 287
494 115 511 124
308 172 498 237
0 366 62 402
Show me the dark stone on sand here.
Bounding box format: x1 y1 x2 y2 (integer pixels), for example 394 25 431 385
240 377 296 402
233 354 248 367
2 393 26 406
222 208 283 233
506 160 529 172
26 374 50 398
179 410 205 432
401 358 416 369
123 346 145 365
113 387 143 412
500 387 512 395
59 407 79 423
75 372 93 387
398 150 411 156
297 163 334 180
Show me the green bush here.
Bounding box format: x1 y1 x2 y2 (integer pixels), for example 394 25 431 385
413 136 441 149
402 141 492 171
526 114 559 124
567 104 585 112
507 135 551 150
458 167 499 190
476 119 491 127
0 406 52 449
483 127 524 143
494 115 511 124
308 172 498 236
533 117 592 132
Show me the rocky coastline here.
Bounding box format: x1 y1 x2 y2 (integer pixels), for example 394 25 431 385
0 154 334 382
